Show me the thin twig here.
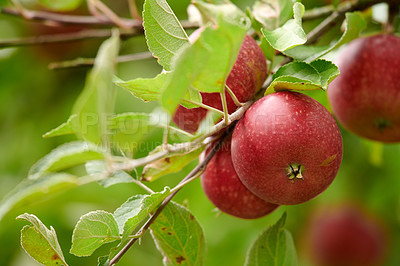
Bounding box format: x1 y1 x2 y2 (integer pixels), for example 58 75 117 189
0 28 139 48
1 7 199 28
108 126 232 266
1 7 141 27
48 52 154 69
305 6 347 45
306 0 395 45
130 179 154 194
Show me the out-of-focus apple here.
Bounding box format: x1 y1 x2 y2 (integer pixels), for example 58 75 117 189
328 34 400 142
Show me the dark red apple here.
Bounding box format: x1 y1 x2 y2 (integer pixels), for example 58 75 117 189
173 34 268 133
201 136 279 219
231 91 343 205
328 34 400 142
306 205 387 266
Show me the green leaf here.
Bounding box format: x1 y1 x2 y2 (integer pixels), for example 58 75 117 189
192 1 248 26
17 213 68 266
266 62 320 94
28 141 104 179
262 2 306 52
260 37 276 62
114 73 168 102
43 114 76 138
114 73 202 109
109 111 191 154
97 256 109 266
150 201 206 266
0 173 78 222
72 30 119 145
265 60 339 94
42 112 191 154
283 45 330 61
142 146 204 182
246 7 265 34
249 0 295 31
310 59 340 90
39 0 83 11
245 212 298 266
108 113 158 154
114 187 170 243
70 210 120 257
160 17 247 114
85 160 134 188
143 0 189 71
286 12 367 62
274 61 320 84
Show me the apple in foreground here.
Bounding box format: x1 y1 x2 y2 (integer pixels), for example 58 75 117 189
328 34 400 142
231 91 343 205
306 205 387 266
173 34 268 133
201 136 278 219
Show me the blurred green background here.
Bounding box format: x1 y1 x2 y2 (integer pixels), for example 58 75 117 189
1 0 399 265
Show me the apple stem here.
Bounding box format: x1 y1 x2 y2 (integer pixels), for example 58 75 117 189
220 89 230 125
286 163 304 180
181 99 225 116
225 84 244 107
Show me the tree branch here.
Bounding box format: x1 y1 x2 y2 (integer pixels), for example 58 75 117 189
305 0 388 45
1 7 141 27
1 7 199 28
302 0 397 21
303 5 336 21
108 127 232 266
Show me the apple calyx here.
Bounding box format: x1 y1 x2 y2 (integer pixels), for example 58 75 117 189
286 163 304 180
374 118 391 132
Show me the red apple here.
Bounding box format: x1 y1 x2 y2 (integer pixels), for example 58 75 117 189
201 136 279 219
307 205 388 266
173 34 268 133
231 91 343 205
328 34 400 142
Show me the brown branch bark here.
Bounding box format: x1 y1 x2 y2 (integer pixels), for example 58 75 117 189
1 7 141 27
0 28 139 48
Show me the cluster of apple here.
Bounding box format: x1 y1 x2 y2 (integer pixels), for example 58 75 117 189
173 33 344 219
